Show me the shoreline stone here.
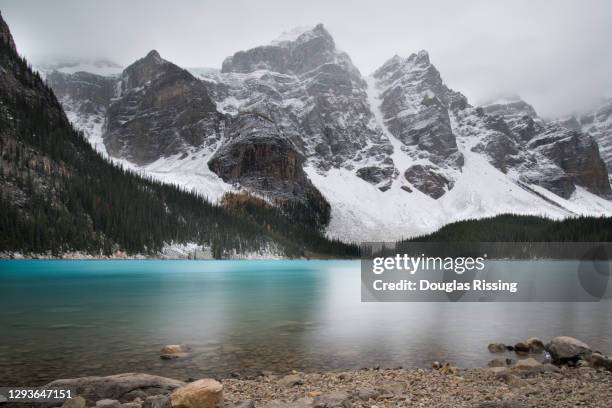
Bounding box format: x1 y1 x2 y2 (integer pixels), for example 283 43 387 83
170 379 223 408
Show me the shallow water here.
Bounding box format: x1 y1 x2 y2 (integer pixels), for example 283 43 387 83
1 260 611 385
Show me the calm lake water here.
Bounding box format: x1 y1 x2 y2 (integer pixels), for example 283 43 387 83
1 260 612 386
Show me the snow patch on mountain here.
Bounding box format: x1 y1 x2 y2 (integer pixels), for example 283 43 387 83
306 140 580 242
271 25 315 45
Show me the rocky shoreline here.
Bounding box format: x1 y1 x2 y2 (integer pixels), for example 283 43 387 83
5 336 608 408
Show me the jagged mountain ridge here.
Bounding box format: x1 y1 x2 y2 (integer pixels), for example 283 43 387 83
44 24 612 242
0 12 356 258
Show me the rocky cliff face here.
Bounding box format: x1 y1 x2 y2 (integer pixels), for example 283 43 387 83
210 24 393 190
103 50 225 165
208 112 330 227
564 98 612 180
369 51 465 198
44 24 612 241
474 98 611 198
46 71 116 116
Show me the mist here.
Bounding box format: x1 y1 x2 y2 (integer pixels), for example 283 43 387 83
1 0 611 118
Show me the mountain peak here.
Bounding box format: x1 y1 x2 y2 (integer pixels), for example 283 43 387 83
0 11 17 53
483 97 540 120
408 49 430 65
270 23 333 48
222 23 341 75
144 49 162 62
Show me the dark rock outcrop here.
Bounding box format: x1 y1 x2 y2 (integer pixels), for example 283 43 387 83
575 98 612 178
526 126 611 198
404 165 453 199
104 50 224 165
209 113 330 228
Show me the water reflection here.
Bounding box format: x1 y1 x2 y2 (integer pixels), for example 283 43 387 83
0 260 611 386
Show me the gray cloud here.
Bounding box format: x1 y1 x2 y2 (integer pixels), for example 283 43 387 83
1 0 611 118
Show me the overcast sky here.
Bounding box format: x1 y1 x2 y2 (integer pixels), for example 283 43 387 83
1 0 611 118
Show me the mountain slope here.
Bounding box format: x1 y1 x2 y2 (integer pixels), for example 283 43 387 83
0 12 356 258
410 214 612 242
559 98 612 182
43 24 612 242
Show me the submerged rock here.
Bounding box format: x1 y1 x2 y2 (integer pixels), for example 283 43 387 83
160 344 190 360
487 343 506 353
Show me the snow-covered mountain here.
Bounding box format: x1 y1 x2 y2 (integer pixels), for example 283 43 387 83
43 24 612 242
36 57 123 78
556 98 612 183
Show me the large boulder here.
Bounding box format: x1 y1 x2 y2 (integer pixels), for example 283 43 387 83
525 337 545 353
46 373 185 405
547 336 592 363
170 379 223 408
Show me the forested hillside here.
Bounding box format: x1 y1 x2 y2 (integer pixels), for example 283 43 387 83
0 12 357 259
411 214 612 242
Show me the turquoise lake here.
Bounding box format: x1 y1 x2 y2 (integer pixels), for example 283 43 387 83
1 260 612 386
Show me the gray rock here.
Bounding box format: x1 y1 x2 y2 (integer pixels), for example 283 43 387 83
525 337 545 353
356 387 379 401
313 391 352 407
478 399 529 408
487 358 507 368
404 164 453 199
61 396 87 408
142 395 170 408
488 343 507 353
95 399 121 408
227 401 255 408
513 357 541 370
589 352 612 371
46 373 185 405
261 398 312 408
513 342 530 355
547 336 592 363
277 374 303 387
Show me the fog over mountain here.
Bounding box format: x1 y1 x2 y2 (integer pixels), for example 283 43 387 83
1 0 611 118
